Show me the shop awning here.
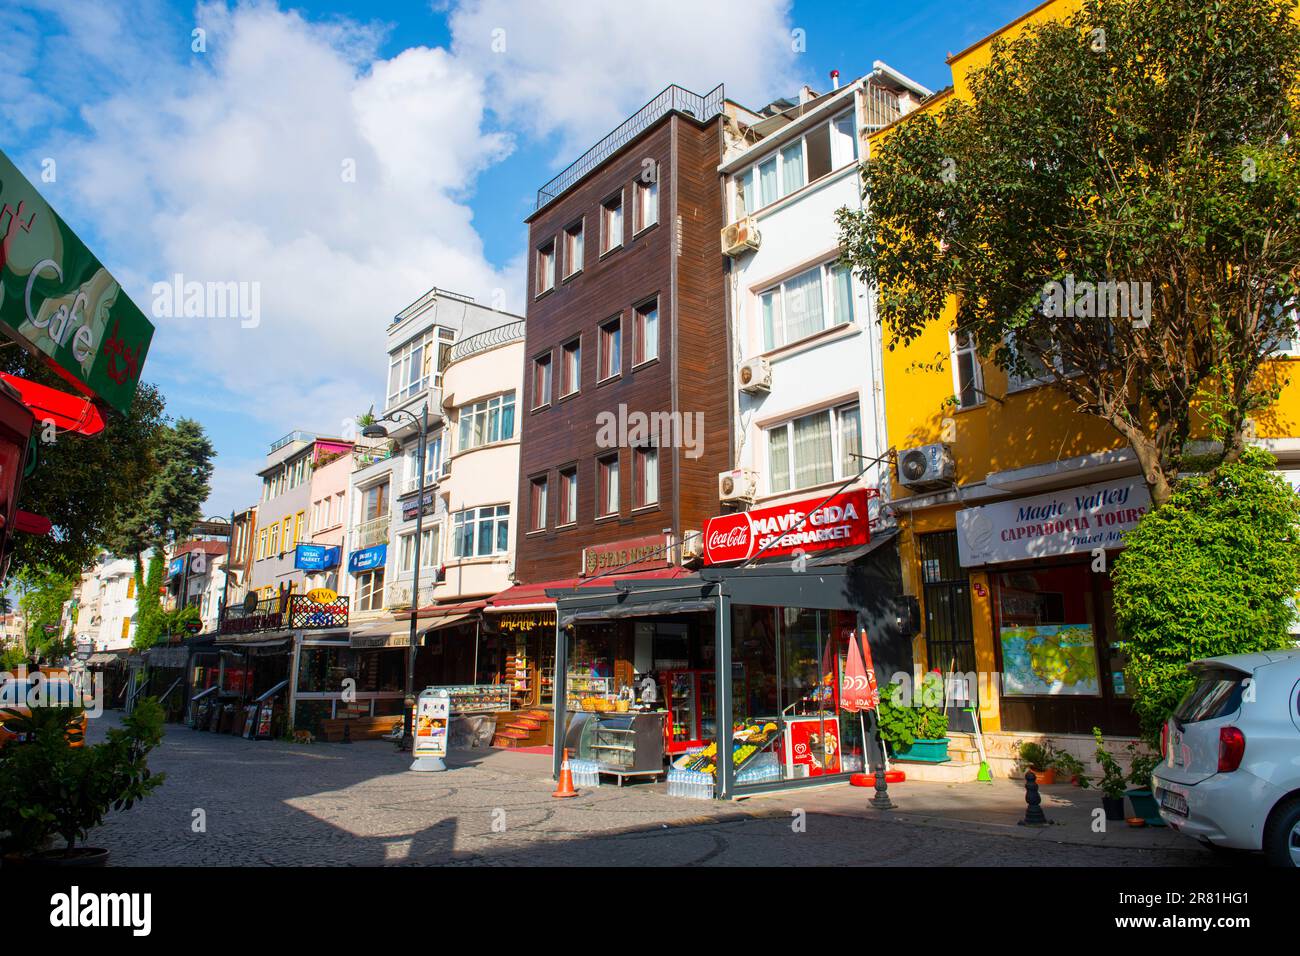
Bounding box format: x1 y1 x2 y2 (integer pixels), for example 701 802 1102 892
424 611 475 634
493 567 691 612
142 645 189 668
85 652 124 666
350 618 414 649
0 372 105 437
402 598 488 621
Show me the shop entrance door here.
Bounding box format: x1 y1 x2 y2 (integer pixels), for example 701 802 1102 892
918 531 978 695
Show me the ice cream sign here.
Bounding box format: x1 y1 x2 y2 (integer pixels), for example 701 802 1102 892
0 149 154 415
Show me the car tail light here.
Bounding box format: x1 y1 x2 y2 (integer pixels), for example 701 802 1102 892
1218 726 1246 773
1160 723 1168 760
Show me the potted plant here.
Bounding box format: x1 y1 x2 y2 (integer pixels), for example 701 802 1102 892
1015 740 1057 785
1124 741 1163 824
878 675 951 763
1092 727 1127 821
0 698 166 866
1051 748 1089 788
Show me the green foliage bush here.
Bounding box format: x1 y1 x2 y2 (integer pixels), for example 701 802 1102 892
0 698 166 855
876 673 950 751
1112 449 1300 741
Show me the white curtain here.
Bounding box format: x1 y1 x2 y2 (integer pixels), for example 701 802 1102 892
784 268 825 343
793 412 833 489
781 140 805 196
838 405 862 477
830 264 853 325
768 427 791 493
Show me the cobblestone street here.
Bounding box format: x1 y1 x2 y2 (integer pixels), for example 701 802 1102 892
88 716 1231 867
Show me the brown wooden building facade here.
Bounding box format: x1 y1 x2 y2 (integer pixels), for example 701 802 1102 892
515 93 732 584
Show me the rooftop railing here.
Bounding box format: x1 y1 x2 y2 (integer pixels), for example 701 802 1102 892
534 83 725 213
439 320 526 372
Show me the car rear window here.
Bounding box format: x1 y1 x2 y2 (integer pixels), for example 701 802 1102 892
1174 667 1247 723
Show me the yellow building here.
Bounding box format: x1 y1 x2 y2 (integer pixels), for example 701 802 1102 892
873 0 1300 764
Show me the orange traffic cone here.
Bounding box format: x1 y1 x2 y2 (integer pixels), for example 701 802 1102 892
552 748 580 798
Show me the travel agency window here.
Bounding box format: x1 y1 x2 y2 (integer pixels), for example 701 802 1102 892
992 560 1137 735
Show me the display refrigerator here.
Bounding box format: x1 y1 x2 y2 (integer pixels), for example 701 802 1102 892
663 669 716 754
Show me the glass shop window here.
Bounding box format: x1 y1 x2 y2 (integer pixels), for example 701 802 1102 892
994 564 1103 698
726 606 863 788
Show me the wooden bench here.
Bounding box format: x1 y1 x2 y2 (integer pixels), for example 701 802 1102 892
318 715 403 742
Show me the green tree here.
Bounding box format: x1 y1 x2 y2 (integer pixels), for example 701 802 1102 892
105 417 215 605
132 551 165 650
10 565 77 661
1111 449 1300 740
836 0 1300 506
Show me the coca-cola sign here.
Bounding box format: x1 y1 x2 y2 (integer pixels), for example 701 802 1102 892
702 489 873 565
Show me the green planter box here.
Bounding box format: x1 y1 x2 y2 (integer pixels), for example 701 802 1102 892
1126 788 1166 827
892 738 951 763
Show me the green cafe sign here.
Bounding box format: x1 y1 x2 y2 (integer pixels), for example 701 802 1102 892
0 149 154 414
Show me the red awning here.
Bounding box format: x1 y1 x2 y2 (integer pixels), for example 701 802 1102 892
0 373 105 437
486 567 690 610
14 510 52 535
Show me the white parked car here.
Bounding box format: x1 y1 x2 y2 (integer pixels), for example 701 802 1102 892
1152 649 1300 865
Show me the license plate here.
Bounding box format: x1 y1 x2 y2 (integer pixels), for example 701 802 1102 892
1160 789 1188 816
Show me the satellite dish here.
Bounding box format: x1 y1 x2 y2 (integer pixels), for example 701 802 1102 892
242 592 258 613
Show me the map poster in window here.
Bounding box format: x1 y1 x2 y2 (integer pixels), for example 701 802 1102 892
999 623 1100 696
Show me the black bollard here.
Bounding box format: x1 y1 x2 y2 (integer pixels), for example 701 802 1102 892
342 720 352 745
1020 770 1048 826
868 717 895 810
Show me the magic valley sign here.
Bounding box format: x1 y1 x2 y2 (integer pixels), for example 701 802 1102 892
0 150 154 414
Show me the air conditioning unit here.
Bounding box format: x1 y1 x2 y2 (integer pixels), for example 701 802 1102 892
718 468 758 504
897 443 956 491
721 217 761 257
680 530 703 563
387 584 413 609
738 356 772 394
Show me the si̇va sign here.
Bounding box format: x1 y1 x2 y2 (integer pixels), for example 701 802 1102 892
0 150 154 415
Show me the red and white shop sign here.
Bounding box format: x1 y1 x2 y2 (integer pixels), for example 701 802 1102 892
702 489 873 565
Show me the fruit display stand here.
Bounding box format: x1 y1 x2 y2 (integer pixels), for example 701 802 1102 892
672 720 782 781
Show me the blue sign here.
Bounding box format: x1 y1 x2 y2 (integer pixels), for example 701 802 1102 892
168 557 185 579
348 544 387 574
295 544 341 571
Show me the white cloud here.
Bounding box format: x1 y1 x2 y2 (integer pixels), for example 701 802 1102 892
447 0 801 152
10 0 798 513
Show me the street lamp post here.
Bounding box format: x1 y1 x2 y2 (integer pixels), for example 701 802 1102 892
362 402 437 768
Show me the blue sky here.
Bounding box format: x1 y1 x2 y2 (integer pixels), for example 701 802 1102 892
1 0 1032 516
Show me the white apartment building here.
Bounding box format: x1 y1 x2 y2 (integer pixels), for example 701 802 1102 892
718 63 929 520
73 552 144 651
344 288 523 632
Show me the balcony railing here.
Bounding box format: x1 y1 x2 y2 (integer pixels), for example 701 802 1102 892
534 83 725 212
218 594 350 635
269 430 317 453
439 321 526 372
354 515 390 548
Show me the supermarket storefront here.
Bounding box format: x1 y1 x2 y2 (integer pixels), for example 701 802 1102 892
547 490 917 799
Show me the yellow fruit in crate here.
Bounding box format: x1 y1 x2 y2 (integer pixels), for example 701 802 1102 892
763 722 777 733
